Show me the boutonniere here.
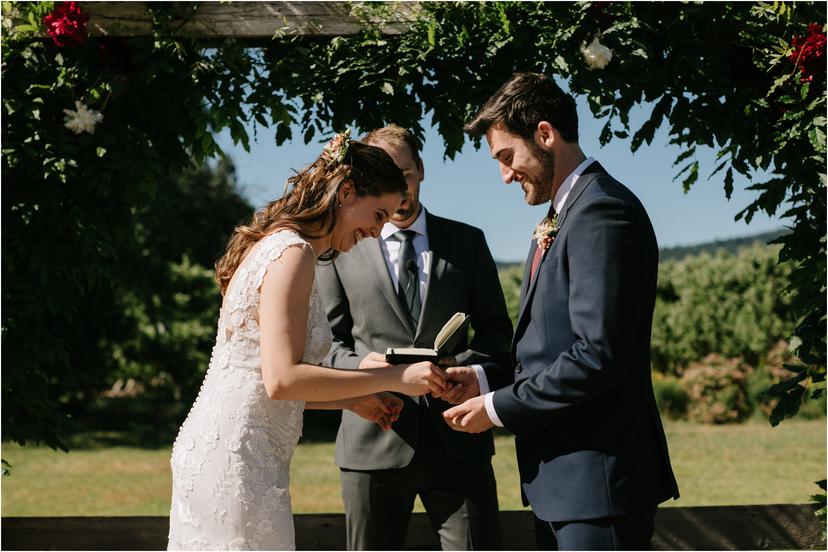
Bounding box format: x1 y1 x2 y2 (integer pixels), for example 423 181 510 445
532 213 559 252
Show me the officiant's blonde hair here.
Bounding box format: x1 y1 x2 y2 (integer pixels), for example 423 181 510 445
362 124 422 165
214 141 405 295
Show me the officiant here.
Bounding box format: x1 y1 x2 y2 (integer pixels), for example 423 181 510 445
318 125 514 551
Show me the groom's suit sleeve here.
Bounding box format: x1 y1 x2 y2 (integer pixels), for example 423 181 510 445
450 227 514 391
316 261 361 370
492 195 649 436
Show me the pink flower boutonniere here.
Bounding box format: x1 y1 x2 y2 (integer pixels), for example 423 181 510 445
532 213 559 252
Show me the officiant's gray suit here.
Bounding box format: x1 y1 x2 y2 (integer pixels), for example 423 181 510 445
318 208 513 550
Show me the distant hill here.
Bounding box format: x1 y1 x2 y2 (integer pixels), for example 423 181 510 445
495 229 788 269
658 229 787 261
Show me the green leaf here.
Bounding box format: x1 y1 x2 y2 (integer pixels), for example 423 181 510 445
303 125 315 144
381 82 394 95
769 384 806 426
672 147 696 167
723 168 734 199
680 161 699 193
96 147 106 158
767 74 790 96
808 126 826 154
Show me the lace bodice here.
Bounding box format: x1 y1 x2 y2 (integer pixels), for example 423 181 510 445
168 230 333 550
216 231 332 367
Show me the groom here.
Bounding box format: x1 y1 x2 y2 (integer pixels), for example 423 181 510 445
444 73 680 550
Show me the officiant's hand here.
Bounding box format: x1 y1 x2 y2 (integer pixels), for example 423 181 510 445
442 396 494 434
349 392 403 431
434 366 480 404
358 351 392 369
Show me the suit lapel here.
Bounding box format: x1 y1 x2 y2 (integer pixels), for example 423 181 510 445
556 161 605 228
415 213 446 341
512 162 608 342
517 238 536 311
362 238 416 335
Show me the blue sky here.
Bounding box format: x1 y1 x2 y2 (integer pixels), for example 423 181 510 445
216 96 783 263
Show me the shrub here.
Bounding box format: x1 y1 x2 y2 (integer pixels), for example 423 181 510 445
682 354 753 424
746 340 826 420
652 374 690 420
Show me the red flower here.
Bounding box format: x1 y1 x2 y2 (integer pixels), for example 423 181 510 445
789 22 826 83
43 2 89 48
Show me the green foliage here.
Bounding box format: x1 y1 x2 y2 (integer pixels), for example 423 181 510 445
63 160 252 438
1 3 256 450
497 264 523 325
3 1 824 455
652 244 795 374
652 374 690 420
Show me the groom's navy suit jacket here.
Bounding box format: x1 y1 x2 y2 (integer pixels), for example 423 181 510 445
492 162 680 523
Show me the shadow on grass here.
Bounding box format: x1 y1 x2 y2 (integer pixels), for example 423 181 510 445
63 392 184 450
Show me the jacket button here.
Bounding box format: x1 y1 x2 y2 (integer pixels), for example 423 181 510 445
515 363 522 374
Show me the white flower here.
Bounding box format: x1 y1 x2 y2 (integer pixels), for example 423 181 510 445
63 100 103 134
581 36 613 70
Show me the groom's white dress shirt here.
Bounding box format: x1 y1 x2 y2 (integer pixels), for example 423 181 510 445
380 207 490 391
484 156 596 427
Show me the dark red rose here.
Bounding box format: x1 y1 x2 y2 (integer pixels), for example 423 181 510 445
43 2 89 48
789 22 826 83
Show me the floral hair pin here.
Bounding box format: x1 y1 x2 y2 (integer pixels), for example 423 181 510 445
532 212 559 252
324 129 351 166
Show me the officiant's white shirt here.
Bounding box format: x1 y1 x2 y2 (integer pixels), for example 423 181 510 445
484 156 596 427
380 207 490 391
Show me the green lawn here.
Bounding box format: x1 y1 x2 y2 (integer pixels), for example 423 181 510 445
2 419 825 516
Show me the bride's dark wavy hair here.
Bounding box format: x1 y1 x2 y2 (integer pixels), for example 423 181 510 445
215 141 406 295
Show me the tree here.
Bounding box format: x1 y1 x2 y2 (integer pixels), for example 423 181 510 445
3 2 823 456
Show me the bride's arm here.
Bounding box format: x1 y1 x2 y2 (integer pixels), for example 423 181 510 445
259 246 447 401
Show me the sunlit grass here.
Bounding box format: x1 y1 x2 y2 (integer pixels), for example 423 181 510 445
2 419 824 516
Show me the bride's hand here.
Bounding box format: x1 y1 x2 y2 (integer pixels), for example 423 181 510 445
397 361 449 396
349 392 403 430
358 351 392 370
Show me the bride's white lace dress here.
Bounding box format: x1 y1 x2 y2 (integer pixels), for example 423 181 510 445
168 230 332 550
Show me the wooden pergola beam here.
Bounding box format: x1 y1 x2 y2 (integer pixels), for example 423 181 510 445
79 1 416 38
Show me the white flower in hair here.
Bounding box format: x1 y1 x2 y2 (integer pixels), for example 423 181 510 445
324 129 351 166
581 36 613 70
63 100 103 134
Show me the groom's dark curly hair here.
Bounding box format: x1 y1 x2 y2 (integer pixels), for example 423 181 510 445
464 72 579 143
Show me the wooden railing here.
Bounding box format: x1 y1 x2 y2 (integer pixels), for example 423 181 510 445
2 505 825 550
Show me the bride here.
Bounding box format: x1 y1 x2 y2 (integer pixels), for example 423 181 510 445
167 131 449 550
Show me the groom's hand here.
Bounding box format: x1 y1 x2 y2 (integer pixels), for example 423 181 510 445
442 396 494 433
434 366 480 404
